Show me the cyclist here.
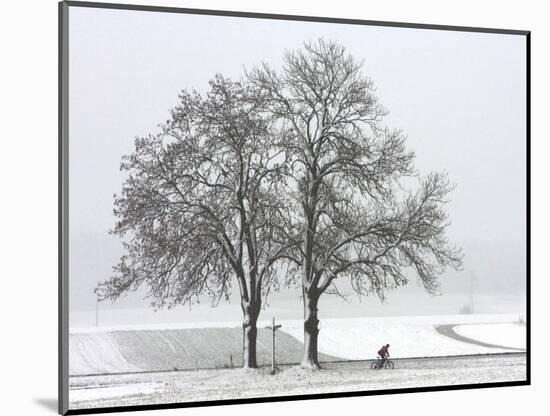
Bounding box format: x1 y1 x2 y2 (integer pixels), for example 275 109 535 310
377 344 390 368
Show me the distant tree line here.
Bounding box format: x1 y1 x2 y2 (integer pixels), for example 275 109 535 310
96 39 462 370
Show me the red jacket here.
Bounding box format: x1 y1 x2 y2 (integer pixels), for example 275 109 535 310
378 346 389 356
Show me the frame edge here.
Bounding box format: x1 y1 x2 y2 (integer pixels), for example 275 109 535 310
57 2 531 414
63 0 530 36
59 1 70 414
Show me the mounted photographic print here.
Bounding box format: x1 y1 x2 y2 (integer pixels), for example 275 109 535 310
59 1 530 414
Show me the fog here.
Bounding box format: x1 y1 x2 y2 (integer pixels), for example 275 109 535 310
67 7 527 327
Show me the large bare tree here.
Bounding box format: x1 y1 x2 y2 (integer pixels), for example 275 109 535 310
96 75 293 368
248 40 463 368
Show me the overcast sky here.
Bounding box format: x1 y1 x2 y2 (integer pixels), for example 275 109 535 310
67 6 527 324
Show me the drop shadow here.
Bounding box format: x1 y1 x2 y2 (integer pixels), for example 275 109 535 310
34 398 58 413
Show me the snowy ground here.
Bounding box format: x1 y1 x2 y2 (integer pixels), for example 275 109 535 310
69 314 526 376
278 314 525 359
453 323 526 350
69 353 527 410
68 314 527 411
69 327 337 376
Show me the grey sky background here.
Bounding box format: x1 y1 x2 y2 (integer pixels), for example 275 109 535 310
68 7 526 326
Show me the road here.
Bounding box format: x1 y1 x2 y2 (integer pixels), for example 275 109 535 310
69 353 527 411
435 324 526 351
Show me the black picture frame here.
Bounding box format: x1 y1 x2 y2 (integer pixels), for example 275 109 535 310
59 1 531 414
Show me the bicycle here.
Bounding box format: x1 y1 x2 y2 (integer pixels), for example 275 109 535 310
370 357 394 370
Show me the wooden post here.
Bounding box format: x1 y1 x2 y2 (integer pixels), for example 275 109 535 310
271 317 275 372
267 317 282 374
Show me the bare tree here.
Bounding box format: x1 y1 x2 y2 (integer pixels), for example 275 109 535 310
248 39 463 368
96 75 293 368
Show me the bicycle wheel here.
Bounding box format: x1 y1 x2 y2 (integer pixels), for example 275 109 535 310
371 361 379 370
385 360 394 369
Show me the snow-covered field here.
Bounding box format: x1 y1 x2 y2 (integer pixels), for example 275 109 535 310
70 382 161 403
278 314 525 360
69 314 525 376
454 323 526 350
68 313 527 411
69 354 527 410
69 326 335 376
70 333 141 375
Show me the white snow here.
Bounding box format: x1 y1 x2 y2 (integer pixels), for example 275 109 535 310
70 382 161 402
69 355 527 409
69 332 141 375
69 314 526 376
70 320 244 334
277 314 525 360
454 322 526 349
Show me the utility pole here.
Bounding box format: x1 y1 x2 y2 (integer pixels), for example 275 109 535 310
266 317 282 375
469 271 478 314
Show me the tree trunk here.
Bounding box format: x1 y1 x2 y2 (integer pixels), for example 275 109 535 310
242 301 260 369
301 290 321 369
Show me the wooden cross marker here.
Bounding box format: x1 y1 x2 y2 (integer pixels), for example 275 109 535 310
266 317 282 374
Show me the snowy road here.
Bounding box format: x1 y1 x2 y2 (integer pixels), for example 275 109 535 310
69 353 527 411
436 324 526 351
